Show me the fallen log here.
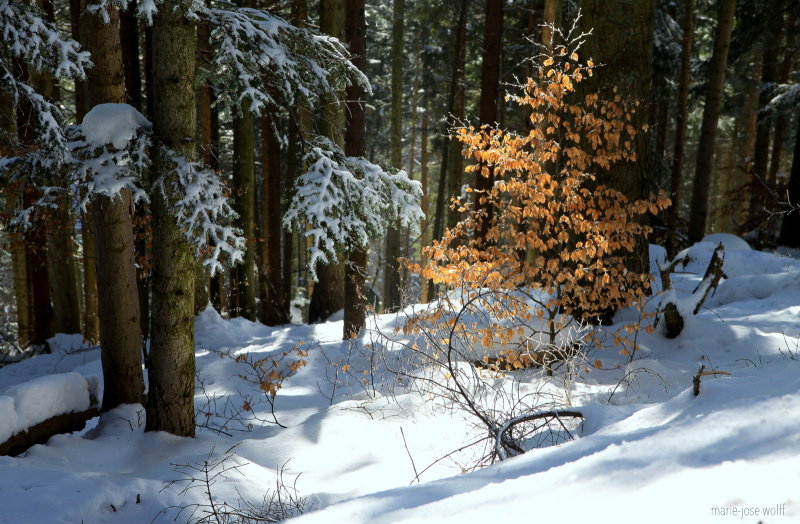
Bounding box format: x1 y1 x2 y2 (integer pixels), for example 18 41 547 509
0 406 100 456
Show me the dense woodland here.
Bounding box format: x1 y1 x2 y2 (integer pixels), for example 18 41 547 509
1 0 799 444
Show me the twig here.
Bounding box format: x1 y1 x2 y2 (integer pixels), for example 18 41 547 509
399 427 420 484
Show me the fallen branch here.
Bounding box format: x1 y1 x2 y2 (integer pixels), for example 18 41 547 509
692 365 731 397
494 410 584 461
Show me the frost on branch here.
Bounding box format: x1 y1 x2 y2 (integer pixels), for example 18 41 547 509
201 6 369 115
153 149 244 275
284 136 423 280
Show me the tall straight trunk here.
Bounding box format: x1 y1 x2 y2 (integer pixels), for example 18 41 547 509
343 0 367 338
69 0 86 119
119 0 152 337
445 37 467 232
47 197 82 334
419 111 431 303
230 0 256 321
81 204 100 342
36 0 83 336
779 112 800 247
383 0 405 313
193 17 213 316
767 10 795 186
146 0 197 437
1 94 30 345
428 0 467 300
258 112 287 325
667 0 695 256
747 3 783 234
22 187 53 349
14 60 54 350
581 0 655 273
688 0 736 243
474 0 503 241
309 0 346 323
5 190 30 346
82 1 145 410
232 107 257 320
70 0 98 342
119 0 142 109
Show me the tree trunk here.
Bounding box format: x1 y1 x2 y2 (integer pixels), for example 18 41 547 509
419 110 431 303
779 112 800 247
231 107 257 320
145 0 197 437
82 0 145 410
15 61 54 350
541 0 561 53
383 0 405 313
343 0 367 338
47 197 82 334
1 86 31 346
767 9 795 186
258 111 287 325
687 0 736 243
308 0 346 322
581 0 655 273
474 0 503 241
429 0 467 300
747 3 783 239
667 0 695 256
70 0 98 343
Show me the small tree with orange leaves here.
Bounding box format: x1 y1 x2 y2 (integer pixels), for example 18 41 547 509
412 22 669 367
399 22 669 462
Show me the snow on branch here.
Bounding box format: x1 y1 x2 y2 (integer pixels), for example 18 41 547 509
153 148 245 275
0 0 90 80
0 0 90 175
69 103 151 207
284 136 423 280
201 6 369 115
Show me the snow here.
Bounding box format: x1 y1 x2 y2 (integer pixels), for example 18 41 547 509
0 372 93 443
81 103 150 151
1 238 800 523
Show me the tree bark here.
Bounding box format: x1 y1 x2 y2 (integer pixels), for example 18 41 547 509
82 0 145 410
747 3 783 238
343 0 367 338
258 111 288 325
688 0 736 243
145 0 197 437
15 61 54 350
667 0 695 256
1 87 31 346
308 0 346 322
474 0 503 242
429 0 467 300
419 110 431 303
383 0 405 313
779 112 800 247
231 107 257 320
581 0 655 273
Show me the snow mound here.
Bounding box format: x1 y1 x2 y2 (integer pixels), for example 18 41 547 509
701 233 751 251
81 103 150 150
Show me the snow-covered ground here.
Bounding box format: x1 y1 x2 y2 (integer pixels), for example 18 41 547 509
1 237 800 524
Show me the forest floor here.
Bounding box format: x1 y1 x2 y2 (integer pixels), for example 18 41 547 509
1 235 800 524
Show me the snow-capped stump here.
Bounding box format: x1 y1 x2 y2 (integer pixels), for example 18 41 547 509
0 373 99 456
